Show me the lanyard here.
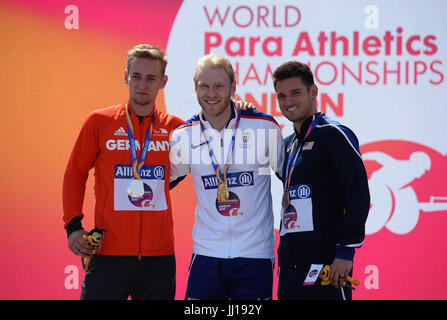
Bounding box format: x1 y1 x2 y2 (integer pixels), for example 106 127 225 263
199 105 242 185
284 113 321 191
125 102 156 180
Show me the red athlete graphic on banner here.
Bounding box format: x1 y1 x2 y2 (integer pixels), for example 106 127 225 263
362 140 447 235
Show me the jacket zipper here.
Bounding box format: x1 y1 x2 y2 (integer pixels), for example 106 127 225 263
137 112 146 262
138 210 143 261
228 217 232 258
221 132 231 257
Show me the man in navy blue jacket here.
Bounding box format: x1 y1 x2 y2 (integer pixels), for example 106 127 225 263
273 61 370 300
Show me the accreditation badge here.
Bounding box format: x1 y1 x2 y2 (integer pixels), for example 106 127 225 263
114 164 167 211
279 184 314 236
201 171 253 217
303 264 324 286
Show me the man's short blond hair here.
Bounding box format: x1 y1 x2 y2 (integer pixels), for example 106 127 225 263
194 53 235 85
126 44 168 74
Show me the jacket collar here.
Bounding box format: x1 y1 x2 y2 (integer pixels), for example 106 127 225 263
294 112 321 141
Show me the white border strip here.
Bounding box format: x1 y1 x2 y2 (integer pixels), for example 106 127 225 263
316 124 363 160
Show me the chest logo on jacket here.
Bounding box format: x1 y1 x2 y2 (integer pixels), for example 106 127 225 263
106 139 170 152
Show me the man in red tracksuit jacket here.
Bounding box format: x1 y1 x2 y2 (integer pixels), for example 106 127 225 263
63 44 184 299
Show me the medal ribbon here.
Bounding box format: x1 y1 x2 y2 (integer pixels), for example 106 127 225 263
284 113 321 192
199 104 242 185
125 102 156 180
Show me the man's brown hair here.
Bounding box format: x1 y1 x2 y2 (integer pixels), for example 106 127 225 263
272 61 314 90
126 44 168 74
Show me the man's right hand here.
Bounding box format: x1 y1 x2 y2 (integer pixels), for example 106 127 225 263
68 229 95 258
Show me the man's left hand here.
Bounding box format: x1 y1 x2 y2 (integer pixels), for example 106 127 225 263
330 258 353 288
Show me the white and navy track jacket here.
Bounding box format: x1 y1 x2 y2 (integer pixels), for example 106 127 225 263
278 113 370 267
170 106 284 259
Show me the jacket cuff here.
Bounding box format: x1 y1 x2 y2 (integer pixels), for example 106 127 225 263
335 245 355 261
65 216 84 238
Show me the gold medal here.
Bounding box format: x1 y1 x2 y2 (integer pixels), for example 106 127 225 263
217 182 229 202
282 189 290 210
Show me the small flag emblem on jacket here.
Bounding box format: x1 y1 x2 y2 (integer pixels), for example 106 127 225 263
303 141 314 150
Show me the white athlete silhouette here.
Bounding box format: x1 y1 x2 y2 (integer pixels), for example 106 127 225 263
364 151 447 235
